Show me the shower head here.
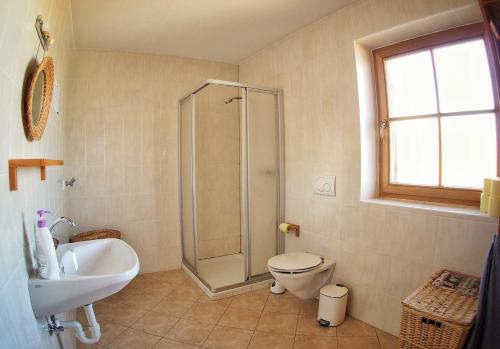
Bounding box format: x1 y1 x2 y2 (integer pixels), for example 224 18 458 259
225 96 242 104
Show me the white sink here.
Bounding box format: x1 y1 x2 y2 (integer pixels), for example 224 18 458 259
29 238 140 317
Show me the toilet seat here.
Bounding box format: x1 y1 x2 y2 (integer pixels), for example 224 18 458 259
268 252 323 274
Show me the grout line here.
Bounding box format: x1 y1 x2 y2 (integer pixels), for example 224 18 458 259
292 320 299 348
101 270 395 349
100 274 189 347
247 292 268 348
375 327 383 349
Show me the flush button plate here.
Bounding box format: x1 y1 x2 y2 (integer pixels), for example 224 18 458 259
313 176 336 196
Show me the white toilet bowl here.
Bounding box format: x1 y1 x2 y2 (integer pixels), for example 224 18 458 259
267 252 335 299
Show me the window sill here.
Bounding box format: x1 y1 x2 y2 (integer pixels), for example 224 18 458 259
361 198 498 223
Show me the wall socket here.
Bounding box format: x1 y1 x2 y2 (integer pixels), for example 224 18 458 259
313 176 336 196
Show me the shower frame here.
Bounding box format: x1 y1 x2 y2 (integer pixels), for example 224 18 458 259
178 79 285 293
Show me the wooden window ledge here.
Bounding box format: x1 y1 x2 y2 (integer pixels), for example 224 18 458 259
360 198 497 224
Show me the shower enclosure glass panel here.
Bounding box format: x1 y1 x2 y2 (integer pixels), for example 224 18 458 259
248 90 279 277
195 84 245 288
179 80 283 293
179 96 196 270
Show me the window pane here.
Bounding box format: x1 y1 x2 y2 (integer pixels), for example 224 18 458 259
385 51 437 117
390 118 439 186
433 39 494 113
441 113 497 189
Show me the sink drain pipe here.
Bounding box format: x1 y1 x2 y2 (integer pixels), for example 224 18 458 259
55 304 101 344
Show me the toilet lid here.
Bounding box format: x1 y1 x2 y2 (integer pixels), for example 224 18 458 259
268 252 322 272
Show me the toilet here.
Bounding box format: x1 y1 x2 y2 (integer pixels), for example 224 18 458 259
267 252 335 299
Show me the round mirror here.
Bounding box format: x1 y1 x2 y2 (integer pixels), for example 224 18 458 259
24 56 54 141
31 71 45 126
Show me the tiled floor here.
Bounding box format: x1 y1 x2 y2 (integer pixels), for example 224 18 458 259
76 270 400 349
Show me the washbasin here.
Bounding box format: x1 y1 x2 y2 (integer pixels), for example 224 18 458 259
29 238 140 317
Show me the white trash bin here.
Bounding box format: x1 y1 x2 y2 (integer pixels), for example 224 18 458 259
317 284 348 327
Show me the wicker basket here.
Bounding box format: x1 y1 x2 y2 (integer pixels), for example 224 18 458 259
399 270 479 349
69 229 121 243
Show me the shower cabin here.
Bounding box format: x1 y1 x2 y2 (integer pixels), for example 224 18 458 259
178 80 284 294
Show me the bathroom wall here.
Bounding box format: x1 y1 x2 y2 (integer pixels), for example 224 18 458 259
0 0 75 347
64 50 238 272
195 84 242 259
239 0 499 335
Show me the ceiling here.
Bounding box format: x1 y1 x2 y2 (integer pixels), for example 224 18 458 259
71 0 357 64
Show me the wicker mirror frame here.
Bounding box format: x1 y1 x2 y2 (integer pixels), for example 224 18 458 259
25 56 54 141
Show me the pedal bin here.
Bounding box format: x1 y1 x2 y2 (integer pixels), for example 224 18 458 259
317 284 348 327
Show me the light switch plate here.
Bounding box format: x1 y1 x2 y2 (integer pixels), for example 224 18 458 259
313 176 336 196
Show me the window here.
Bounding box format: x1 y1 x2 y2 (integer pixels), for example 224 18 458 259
374 23 499 206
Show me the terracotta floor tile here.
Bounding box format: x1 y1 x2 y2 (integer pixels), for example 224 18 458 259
256 311 298 335
248 331 294 349
337 336 380 349
264 294 302 314
102 291 127 304
296 314 337 337
230 291 269 311
126 276 157 290
97 320 128 346
337 317 377 337
170 283 204 302
108 328 161 349
293 334 337 349
119 289 164 309
157 297 195 317
218 306 261 330
197 293 232 307
108 271 396 349
376 329 400 349
203 325 253 349
93 300 121 321
166 318 214 346
131 309 180 336
153 338 199 349
183 302 227 324
144 270 188 285
250 286 272 296
146 280 178 294
102 302 149 326
299 298 319 315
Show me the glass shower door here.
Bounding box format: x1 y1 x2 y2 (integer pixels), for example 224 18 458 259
179 80 284 292
195 84 245 289
179 95 197 270
247 89 281 276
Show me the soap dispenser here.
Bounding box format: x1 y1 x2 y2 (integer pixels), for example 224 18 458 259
35 210 60 280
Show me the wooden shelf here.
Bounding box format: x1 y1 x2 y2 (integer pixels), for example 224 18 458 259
9 159 64 191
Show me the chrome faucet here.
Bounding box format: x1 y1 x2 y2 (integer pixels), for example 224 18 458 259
49 217 76 233
48 217 76 276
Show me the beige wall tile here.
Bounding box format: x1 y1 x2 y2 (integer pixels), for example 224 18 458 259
65 49 238 272
239 0 495 337
0 0 75 347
